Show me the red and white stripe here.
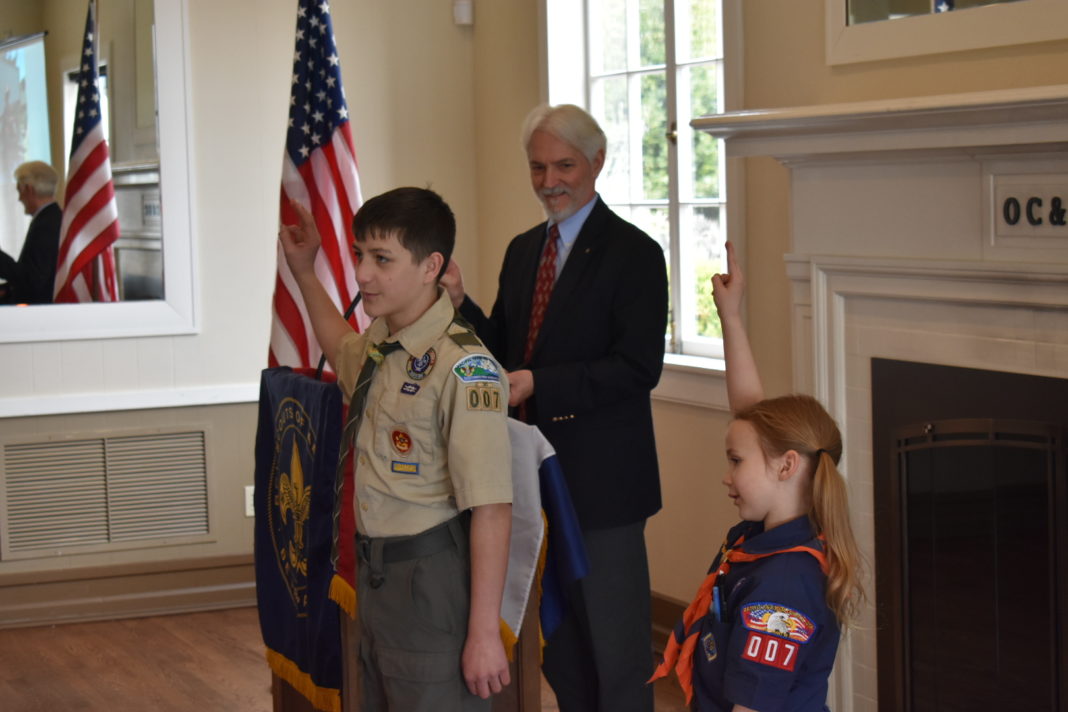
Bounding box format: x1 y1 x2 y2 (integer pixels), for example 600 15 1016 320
270 122 368 369
54 121 120 303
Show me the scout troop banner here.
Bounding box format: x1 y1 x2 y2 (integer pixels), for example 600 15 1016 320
254 367 344 712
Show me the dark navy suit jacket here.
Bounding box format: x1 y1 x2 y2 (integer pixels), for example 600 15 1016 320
460 197 669 529
0 201 62 304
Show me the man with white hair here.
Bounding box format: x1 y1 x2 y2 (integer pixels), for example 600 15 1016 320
443 104 669 712
1 161 62 304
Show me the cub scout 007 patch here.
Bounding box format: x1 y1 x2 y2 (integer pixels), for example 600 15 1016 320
741 603 816 643
741 631 800 672
466 384 503 412
452 354 501 383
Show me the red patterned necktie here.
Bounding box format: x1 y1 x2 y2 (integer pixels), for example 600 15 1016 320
524 224 559 362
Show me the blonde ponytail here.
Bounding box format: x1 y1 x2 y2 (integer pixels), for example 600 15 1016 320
810 450 864 625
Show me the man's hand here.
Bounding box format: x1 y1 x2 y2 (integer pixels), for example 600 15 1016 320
506 369 534 406
440 259 466 309
461 631 511 699
711 240 744 322
278 200 323 280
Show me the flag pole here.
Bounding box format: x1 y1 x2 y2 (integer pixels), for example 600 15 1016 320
314 292 362 382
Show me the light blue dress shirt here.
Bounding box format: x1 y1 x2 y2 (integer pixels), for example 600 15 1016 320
548 194 599 281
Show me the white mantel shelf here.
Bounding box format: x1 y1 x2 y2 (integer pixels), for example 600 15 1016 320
692 84 1068 160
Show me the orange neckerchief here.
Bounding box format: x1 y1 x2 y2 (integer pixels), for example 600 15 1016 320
649 532 829 705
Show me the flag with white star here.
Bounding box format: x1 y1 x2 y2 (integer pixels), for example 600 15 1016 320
54 0 120 303
270 0 366 370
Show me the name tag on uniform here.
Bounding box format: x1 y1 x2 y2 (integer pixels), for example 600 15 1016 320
391 461 419 475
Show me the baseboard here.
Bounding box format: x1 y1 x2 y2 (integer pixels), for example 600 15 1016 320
651 590 686 655
0 554 256 629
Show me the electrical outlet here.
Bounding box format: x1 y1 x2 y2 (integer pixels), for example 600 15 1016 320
245 485 255 518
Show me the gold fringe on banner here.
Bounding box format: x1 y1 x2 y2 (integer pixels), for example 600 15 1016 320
266 648 341 712
328 573 357 619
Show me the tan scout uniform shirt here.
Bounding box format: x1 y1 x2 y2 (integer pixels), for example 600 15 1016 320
336 290 512 538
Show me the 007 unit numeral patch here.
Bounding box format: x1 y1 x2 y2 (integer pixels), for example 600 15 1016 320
741 631 800 671
466 384 502 412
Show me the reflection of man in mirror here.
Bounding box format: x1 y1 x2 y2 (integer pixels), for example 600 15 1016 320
0 161 61 305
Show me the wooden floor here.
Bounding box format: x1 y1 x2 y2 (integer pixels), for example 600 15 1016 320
0 607 686 711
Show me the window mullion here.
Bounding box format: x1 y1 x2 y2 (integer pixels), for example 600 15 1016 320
663 0 682 354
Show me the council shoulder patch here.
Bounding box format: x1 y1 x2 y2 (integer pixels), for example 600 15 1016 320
741 602 816 643
452 354 501 383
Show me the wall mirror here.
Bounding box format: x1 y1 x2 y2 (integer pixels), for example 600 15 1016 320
827 0 1068 64
847 0 1023 25
0 0 195 343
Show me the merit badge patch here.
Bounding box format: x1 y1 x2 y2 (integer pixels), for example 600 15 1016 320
702 632 718 662
391 430 412 454
400 382 420 396
452 354 501 383
741 631 800 672
406 349 436 381
741 603 816 643
466 384 503 412
391 461 419 475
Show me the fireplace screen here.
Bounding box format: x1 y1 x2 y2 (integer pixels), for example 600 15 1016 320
872 358 1068 712
895 421 1064 711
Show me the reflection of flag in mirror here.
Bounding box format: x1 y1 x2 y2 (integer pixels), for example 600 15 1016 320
270 0 366 370
54 0 119 303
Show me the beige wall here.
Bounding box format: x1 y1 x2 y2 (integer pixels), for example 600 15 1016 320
0 0 523 581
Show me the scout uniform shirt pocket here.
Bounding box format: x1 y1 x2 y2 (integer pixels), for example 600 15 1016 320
374 397 438 477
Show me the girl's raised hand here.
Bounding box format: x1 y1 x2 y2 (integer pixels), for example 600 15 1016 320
711 241 744 320
278 199 322 278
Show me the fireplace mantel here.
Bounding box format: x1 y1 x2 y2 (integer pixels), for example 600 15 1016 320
692 85 1068 161
696 89 1068 711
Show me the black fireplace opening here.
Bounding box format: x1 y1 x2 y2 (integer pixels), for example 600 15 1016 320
872 359 1068 712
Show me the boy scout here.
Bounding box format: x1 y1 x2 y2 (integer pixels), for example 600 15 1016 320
279 187 513 711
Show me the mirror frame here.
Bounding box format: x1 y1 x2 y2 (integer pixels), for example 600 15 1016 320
826 0 1068 65
0 0 196 344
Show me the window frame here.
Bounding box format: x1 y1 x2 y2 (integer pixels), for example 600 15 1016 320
541 0 743 396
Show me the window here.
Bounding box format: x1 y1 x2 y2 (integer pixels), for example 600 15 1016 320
545 0 735 361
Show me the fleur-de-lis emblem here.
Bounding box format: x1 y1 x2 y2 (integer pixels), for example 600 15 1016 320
277 447 311 574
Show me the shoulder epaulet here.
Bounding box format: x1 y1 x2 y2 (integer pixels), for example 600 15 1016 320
448 312 483 350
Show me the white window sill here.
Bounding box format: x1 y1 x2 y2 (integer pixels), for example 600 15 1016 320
653 353 730 411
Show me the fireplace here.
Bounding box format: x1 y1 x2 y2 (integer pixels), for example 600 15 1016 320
872 359 1068 711
695 85 1068 710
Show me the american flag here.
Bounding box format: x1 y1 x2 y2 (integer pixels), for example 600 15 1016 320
54 0 120 303
270 0 365 369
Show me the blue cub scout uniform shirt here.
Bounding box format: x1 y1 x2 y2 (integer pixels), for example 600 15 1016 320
693 517 839 712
